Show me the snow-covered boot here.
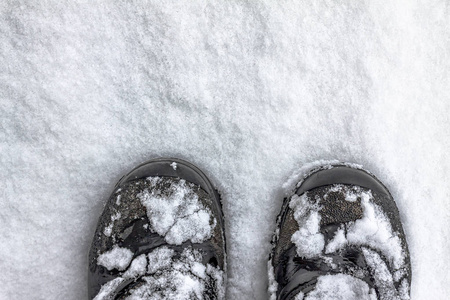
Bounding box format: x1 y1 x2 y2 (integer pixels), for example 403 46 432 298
88 158 226 299
268 165 411 300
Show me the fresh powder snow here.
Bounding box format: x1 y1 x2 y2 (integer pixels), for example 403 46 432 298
1 1 449 299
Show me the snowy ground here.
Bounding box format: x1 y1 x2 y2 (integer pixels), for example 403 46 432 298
1 1 449 299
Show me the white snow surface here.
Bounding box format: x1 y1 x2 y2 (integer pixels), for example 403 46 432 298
1 1 449 299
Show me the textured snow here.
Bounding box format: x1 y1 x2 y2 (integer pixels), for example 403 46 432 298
123 254 148 279
97 245 134 271
138 177 216 245
326 184 363 203
295 292 305 300
93 278 125 300
94 246 225 300
289 188 401 262
362 248 403 300
304 274 377 300
321 186 405 271
103 212 121 237
290 204 325 258
267 260 278 300
289 194 324 258
345 192 405 270
1 1 450 299
147 247 175 274
325 227 346 254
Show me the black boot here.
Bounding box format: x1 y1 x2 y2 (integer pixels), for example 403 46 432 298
269 165 411 300
88 158 226 299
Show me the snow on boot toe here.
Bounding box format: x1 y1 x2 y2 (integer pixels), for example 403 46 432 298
88 158 226 300
269 164 411 300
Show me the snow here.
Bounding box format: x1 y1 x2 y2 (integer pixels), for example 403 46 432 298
138 177 216 245
346 191 405 270
1 1 450 299
304 274 377 300
123 254 147 279
97 245 134 271
318 185 406 271
326 184 363 203
147 247 175 274
325 227 346 254
290 204 325 258
362 248 402 300
285 183 408 298
103 212 121 237
123 247 224 300
93 278 125 300
267 261 278 300
295 292 305 300
94 246 225 299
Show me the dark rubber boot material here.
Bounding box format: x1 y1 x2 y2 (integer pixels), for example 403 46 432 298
88 158 226 299
270 165 411 300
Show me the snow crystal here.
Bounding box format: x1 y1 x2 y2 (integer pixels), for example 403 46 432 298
93 278 125 300
95 250 147 299
305 274 377 300
295 291 305 300
325 184 364 203
322 256 337 270
267 261 278 300
166 209 216 244
138 177 216 245
103 224 113 237
147 247 175 274
170 162 178 170
97 245 133 271
325 227 347 254
290 194 317 221
398 279 411 300
123 254 147 279
103 212 121 237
